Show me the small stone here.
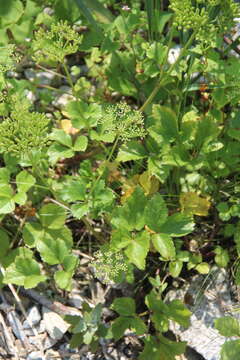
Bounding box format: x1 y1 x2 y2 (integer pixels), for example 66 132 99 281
27 351 42 360
42 307 69 340
52 86 74 108
24 90 37 103
23 306 41 329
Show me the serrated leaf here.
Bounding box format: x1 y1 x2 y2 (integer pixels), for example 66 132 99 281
39 203 66 229
139 334 186 360
144 193 168 233
129 317 147 335
22 222 44 247
13 192 27 205
16 171 36 193
152 234 175 260
111 186 147 231
37 237 69 265
71 203 89 219
3 254 46 289
0 229 9 259
180 192 211 216
215 317 240 337
116 141 147 162
54 270 73 290
160 213 195 237
47 143 74 164
167 299 191 328
73 135 88 151
112 297 136 316
139 171 159 195
0 184 15 214
50 129 72 147
152 105 178 142
112 317 132 341
124 231 150 270
220 340 240 360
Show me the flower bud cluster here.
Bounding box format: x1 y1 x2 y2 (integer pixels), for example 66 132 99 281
91 249 129 284
99 102 146 142
170 0 240 45
32 21 81 63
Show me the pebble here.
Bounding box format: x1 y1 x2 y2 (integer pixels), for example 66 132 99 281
52 86 74 108
42 306 70 340
23 306 41 329
24 69 56 85
27 351 42 360
165 267 240 360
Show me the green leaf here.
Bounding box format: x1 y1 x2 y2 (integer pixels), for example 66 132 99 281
160 213 195 237
3 254 46 289
169 260 183 277
152 105 178 142
215 317 240 337
73 136 88 151
0 0 24 26
0 229 9 259
13 192 27 205
50 129 72 148
112 297 136 316
152 234 175 260
116 141 147 162
220 340 240 360
195 262 210 274
39 204 66 229
0 184 15 214
111 186 147 231
125 231 150 270
74 0 101 31
22 222 44 247
167 300 191 328
37 237 69 265
66 100 101 130
16 171 35 194
47 143 74 164
0 168 10 184
129 317 147 335
112 317 131 341
54 270 73 290
71 203 89 219
144 193 168 232
139 334 186 360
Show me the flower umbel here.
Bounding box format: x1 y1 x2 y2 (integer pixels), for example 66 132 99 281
0 97 50 156
99 102 146 142
91 249 129 284
32 21 82 63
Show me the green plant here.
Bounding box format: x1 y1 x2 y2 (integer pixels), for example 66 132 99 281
0 0 240 358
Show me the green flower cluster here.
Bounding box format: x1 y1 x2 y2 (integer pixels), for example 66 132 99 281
32 21 82 63
91 249 129 284
0 98 50 156
99 102 146 142
170 0 239 45
0 44 21 73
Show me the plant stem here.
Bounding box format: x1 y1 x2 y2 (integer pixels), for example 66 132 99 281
88 136 120 198
63 62 75 96
140 29 199 112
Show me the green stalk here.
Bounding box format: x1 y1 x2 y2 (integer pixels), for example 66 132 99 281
87 135 120 199
140 28 199 112
63 63 76 96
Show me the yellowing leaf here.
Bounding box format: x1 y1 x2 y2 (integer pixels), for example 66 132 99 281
139 171 160 195
120 175 139 203
121 186 136 204
180 192 211 216
60 119 79 135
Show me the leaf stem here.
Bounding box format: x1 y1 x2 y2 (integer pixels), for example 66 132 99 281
140 29 199 112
